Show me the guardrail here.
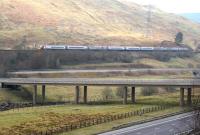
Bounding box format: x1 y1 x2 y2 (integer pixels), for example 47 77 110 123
174 129 200 135
174 129 194 135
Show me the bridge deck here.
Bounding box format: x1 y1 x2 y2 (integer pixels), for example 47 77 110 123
1 78 200 87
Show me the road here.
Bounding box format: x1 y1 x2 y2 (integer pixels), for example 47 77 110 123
8 68 200 75
1 78 200 86
99 112 196 135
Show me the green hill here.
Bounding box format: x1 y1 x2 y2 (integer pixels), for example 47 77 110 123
0 0 200 49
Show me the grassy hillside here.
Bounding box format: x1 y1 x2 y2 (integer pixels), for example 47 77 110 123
0 0 200 49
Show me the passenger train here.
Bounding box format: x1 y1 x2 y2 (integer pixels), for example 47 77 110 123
41 45 190 51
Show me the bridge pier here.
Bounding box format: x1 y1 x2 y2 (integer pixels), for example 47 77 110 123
180 88 185 107
1 83 5 88
33 85 37 105
131 87 136 103
123 86 128 104
83 86 88 104
75 86 80 104
42 85 46 104
187 88 192 106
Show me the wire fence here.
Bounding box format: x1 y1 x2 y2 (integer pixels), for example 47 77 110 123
17 97 200 134
192 95 200 105
30 105 169 135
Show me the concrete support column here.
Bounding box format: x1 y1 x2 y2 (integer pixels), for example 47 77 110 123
75 86 80 104
123 86 128 104
187 88 192 106
83 86 88 104
42 85 46 104
33 85 37 105
1 83 5 88
180 88 185 107
131 87 136 103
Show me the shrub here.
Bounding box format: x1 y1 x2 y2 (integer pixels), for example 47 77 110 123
196 64 200 68
141 87 158 96
115 87 124 98
165 86 176 93
188 63 194 68
175 32 183 44
101 87 114 100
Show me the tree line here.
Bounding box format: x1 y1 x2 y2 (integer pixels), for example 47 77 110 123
0 50 193 77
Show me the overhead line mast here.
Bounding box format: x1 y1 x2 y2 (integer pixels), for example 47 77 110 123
145 4 152 39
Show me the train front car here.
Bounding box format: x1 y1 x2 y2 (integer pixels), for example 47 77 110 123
43 45 66 50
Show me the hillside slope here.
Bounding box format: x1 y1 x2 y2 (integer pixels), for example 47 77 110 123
0 0 200 49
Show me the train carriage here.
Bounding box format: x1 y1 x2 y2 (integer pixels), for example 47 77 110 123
67 46 88 50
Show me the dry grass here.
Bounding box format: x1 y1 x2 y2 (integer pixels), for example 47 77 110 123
61 107 181 135
0 101 180 135
1 86 200 135
0 0 200 48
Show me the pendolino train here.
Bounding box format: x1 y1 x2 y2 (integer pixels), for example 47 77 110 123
41 45 190 51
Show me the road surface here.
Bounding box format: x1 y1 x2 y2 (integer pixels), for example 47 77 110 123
99 112 196 135
8 68 200 75
1 78 200 86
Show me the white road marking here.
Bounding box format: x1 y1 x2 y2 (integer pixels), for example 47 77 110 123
100 113 195 135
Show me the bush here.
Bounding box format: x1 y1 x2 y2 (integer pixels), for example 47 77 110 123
141 87 158 96
196 64 200 68
115 87 124 98
188 63 194 68
101 87 114 100
175 32 183 44
165 87 176 93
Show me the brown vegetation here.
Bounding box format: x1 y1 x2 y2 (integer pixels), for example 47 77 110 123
0 0 200 49
0 50 193 77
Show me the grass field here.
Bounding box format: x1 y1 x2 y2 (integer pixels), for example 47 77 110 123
0 103 180 135
61 107 181 135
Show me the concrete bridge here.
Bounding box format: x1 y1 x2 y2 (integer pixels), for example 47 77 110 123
1 78 200 107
